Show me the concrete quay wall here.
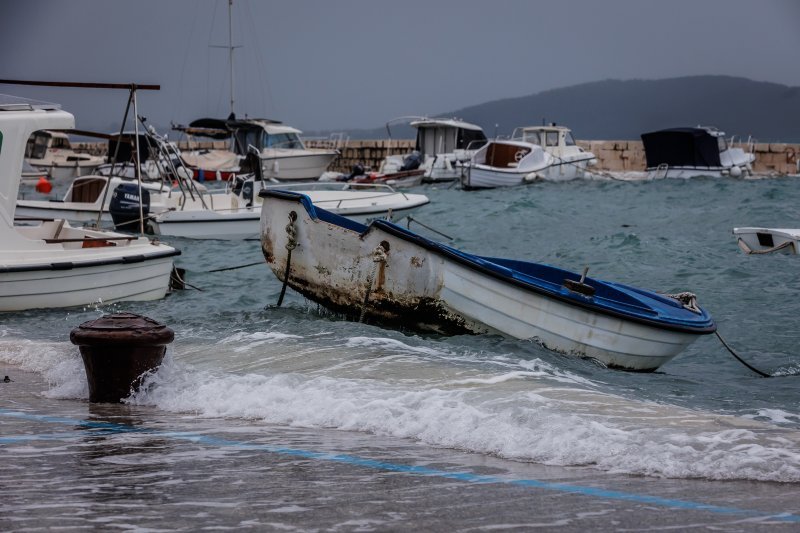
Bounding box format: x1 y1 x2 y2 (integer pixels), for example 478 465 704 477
71 139 800 175
579 140 799 175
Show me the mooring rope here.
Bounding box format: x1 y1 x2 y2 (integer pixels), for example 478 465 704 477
276 211 298 307
206 261 263 273
714 330 773 378
359 244 388 323
406 216 454 241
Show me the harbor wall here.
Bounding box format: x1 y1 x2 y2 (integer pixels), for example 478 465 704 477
70 139 800 175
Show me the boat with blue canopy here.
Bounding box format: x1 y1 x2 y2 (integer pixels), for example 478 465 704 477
259 190 716 371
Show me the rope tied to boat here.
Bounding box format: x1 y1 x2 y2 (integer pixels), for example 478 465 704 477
359 244 389 323
665 291 701 313
276 211 298 307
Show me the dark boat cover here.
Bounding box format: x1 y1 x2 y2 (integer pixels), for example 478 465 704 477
640 128 722 168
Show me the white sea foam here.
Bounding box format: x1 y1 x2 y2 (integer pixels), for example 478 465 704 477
5 335 800 483
126 355 800 483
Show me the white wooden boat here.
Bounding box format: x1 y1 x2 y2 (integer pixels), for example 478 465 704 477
1 94 180 311
259 190 716 371
641 127 755 179
24 130 104 180
380 117 488 183
733 227 799 254
150 179 430 240
463 125 597 189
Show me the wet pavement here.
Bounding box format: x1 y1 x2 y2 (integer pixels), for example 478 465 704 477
2 368 800 531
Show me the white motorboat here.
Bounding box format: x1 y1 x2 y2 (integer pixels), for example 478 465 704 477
176 117 339 182
0 94 180 311
733 227 799 254
259 190 716 371
462 124 597 189
149 178 430 240
380 117 488 183
641 126 756 179
16 174 174 226
24 129 104 180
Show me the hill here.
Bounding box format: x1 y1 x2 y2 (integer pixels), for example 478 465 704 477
340 76 800 142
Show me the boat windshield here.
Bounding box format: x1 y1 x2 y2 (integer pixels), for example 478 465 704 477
545 132 559 147
25 133 50 159
266 132 304 149
717 136 728 152
565 132 576 146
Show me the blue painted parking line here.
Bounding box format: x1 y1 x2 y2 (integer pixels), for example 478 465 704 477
1 408 798 523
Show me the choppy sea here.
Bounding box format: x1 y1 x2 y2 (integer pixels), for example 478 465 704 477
3 176 800 513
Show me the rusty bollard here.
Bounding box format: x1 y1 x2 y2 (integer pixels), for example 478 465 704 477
70 313 174 403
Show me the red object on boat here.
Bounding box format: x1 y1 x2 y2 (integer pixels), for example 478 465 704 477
35 176 52 193
193 168 236 182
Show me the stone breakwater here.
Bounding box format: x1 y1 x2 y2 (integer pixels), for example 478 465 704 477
71 139 800 175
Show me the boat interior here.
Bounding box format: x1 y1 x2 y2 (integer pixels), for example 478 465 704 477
66 176 108 203
15 220 131 249
485 143 530 168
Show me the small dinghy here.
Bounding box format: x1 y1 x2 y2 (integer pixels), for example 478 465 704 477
260 190 716 371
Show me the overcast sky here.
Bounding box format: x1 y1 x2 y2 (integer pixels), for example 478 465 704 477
2 0 799 134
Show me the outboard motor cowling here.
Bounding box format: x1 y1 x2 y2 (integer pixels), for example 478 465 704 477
109 182 150 232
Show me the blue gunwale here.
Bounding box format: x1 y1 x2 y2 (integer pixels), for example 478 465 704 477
261 190 716 335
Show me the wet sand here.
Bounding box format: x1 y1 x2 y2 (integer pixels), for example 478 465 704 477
2 367 799 531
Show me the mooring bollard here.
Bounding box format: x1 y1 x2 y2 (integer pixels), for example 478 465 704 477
70 312 174 403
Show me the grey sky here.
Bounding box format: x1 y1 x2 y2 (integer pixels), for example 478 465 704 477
2 0 799 134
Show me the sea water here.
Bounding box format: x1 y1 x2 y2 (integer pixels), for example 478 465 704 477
3 176 800 488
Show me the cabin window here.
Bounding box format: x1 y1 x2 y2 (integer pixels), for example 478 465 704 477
545 132 559 147
523 131 541 145
26 134 49 159
717 136 728 152
233 128 266 155
51 137 70 149
565 132 576 146
266 133 303 149
459 129 487 150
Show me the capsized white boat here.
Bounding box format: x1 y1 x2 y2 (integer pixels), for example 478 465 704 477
462 124 596 189
733 227 799 254
149 177 430 240
259 190 716 371
1 94 180 311
641 126 755 179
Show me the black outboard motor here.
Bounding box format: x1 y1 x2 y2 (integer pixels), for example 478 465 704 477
109 182 150 232
400 151 422 171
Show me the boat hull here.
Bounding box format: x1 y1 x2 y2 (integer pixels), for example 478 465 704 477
260 192 713 371
464 159 593 189
0 254 175 311
261 150 339 181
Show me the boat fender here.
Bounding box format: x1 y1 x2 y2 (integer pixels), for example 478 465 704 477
35 176 53 194
729 165 742 178
563 266 595 297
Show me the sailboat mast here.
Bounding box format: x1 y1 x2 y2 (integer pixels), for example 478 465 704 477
228 0 235 117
